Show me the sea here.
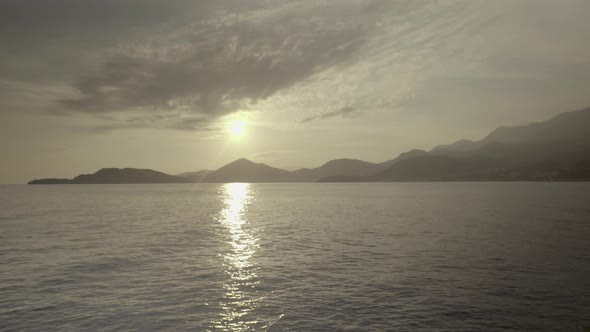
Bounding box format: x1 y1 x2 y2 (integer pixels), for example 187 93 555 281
1 183 589 331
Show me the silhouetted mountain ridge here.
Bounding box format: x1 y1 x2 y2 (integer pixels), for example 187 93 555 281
29 168 191 184
431 107 590 154
379 149 428 169
370 107 590 181
200 158 293 182
292 158 382 181
29 107 590 183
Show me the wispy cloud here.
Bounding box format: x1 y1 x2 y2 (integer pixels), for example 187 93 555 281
1 0 589 132
299 106 357 124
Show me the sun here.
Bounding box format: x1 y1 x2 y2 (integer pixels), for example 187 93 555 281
228 120 246 138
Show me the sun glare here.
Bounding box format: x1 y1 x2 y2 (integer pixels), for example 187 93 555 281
228 120 245 138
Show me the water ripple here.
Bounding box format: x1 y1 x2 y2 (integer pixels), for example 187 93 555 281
1 183 589 331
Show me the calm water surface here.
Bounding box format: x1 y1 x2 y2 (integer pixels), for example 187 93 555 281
1 183 589 331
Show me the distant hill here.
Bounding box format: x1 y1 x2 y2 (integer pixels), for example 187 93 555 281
29 168 190 184
292 158 382 181
318 107 590 182
481 107 590 145
28 178 72 184
28 107 590 183
373 107 590 181
379 149 428 169
200 158 294 183
376 155 494 181
430 139 479 154
431 107 590 154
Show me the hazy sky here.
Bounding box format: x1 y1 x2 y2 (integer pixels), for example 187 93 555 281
1 0 590 183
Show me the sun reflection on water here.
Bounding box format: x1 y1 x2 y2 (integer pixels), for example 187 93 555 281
214 183 261 331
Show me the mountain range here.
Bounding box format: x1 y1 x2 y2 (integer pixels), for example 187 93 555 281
28 168 191 184
29 107 590 184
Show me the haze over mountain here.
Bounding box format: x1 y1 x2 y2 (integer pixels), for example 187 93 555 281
29 107 590 184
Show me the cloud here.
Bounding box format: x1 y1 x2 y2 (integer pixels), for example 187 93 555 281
250 150 291 159
2 0 590 133
55 1 375 130
0 79 74 114
1 0 494 131
250 150 296 164
75 111 218 133
299 106 357 124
